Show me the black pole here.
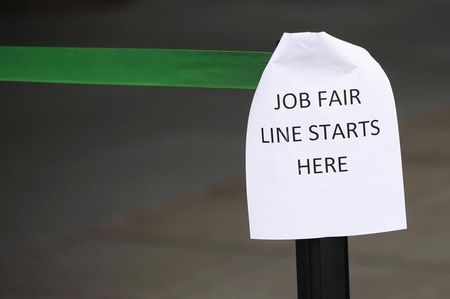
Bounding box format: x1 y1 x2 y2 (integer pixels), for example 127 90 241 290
296 237 350 299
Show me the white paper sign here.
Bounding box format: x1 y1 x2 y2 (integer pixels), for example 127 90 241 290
246 32 407 240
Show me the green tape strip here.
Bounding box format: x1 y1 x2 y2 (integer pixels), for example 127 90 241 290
0 46 271 89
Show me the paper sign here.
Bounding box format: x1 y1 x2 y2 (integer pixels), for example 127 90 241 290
246 32 407 239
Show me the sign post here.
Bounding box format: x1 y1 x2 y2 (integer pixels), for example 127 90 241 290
296 237 349 299
246 32 406 298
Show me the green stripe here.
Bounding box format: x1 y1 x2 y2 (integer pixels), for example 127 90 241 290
0 46 271 89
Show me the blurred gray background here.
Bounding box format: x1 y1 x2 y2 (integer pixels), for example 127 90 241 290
0 1 449 298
